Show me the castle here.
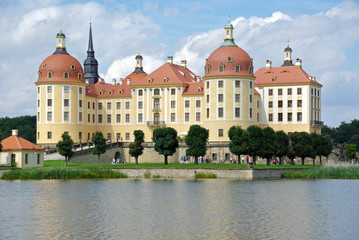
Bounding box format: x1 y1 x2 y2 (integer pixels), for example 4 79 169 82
35 20 323 158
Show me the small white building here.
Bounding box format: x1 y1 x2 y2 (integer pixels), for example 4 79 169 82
0 130 44 168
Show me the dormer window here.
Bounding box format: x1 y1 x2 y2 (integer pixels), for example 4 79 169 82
227 57 232 63
197 87 202 92
99 90 104 95
219 65 224 72
148 78 153 83
71 64 75 70
109 90 113 95
207 65 210 73
119 90 123 94
48 71 53 78
64 71 69 79
42 64 46 70
163 78 168 83
235 65 240 72
78 73 82 80
248 65 253 74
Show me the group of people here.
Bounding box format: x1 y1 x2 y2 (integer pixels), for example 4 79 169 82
112 158 126 164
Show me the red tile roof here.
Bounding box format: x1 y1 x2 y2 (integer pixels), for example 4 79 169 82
86 78 132 98
1 135 44 151
254 66 322 86
183 81 204 95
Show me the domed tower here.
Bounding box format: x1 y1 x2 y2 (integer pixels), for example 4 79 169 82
203 18 257 141
281 41 294 66
35 28 87 146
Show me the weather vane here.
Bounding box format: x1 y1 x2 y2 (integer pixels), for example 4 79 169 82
228 14 231 22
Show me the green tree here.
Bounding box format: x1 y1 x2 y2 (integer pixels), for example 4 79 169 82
92 131 107 163
0 132 3 153
129 130 145 164
57 133 74 166
185 125 209 164
247 125 263 165
275 130 290 165
348 134 359 150
313 134 333 165
153 127 178 165
0 115 36 143
260 127 277 166
344 144 357 160
228 126 249 164
291 132 314 165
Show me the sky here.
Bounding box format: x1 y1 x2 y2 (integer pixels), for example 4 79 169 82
0 0 358 127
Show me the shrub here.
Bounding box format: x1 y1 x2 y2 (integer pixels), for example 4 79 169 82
194 172 217 179
144 170 151 178
152 174 162 178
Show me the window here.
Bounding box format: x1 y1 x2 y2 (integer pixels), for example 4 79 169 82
278 100 283 108
250 108 252 118
88 102 90 109
79 112 82 121
235 94 240 102
227 57 232 63
218 81 223 88
107 102 111 110
185 100 190 108
116 102 121 109
98 114 103 123
311 89 313 95
64 99 69 107
47 131 52 139
47 112 52 121
155 89 160 95
278 89 282 95
107 114 111 123
218 108 223 117
125 114 130 122
288 112 292 121
107 133 111 141
297 88 302 95
138 113 143 122
64 112 69 121
206 108 210 118
268 113 273 122
88 114 90 123
185 113 190 122
138 90 143 96
138 101 143 109
171 113 176 122
268 89 273 96
206 81 209 88
219 65 224 72
25 154 29 165
79 88 82 94
37 154 41 165
48 71 53 78
64 86 69 93
171 101 176 108
250 95 252 103
78 73 82 80
71 64 75 70
297 112 302 121
93 102 95 109
288 100 292 108
288 88 292 95
268 101 273 108
235 108 240 117
196 100 201 108
297 100 302 107
64 72 69 79
171 89 175 95
38 87 40 94
116 114 121 123
79 132 82 141
116 133 121 141
126 133 130 140
278 112 283 122
218 94 223 102
79 100 82 108
154 98 160 109
93 114 95 123
48 99 52 107
218 129 223 137
206 95 209 103
235 80 240 88
235 65 240 72
47 86 52 93
126 102 130 109
98 103 103 110
196 112 201 121
250 81 253 89
154 113 160 122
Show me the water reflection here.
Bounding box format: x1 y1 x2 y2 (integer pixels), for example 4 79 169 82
0 179 359 239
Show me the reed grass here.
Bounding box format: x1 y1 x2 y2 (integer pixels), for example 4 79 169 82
194 172 217 179
1 167 128 180
283 164 359 179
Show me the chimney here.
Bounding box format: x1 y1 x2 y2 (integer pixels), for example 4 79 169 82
296 58 302 69
265 60 272 69
112 78 116 86
127 78 131 85
181 60 187 68
119 78 123 85
12 129 18 136
196 76 201 83
167 56 173 64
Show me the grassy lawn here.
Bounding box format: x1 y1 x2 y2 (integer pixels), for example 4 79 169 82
44 160 318 169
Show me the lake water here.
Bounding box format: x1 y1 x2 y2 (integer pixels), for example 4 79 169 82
0 179 358 240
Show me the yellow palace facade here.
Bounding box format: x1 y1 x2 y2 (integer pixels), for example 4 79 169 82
35 20 322 148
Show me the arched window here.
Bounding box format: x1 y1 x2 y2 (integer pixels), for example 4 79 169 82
207 66 210 73
48 71 53 78
78 73 82 80
64 72 69 79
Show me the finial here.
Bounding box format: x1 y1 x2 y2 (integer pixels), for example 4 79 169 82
138 48 140 55
60 23 62 32
287 37 290 46
228 14 231 23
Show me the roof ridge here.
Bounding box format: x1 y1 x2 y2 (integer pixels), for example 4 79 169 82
14 136 22 150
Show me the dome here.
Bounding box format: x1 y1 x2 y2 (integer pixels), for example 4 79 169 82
204 45 254 78
37 53 85 83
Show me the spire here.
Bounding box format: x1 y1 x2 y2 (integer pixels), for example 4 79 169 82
53 26 69 54
221 15 237 47
133 50 146 74
84 22 99 85
281 40 294 66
